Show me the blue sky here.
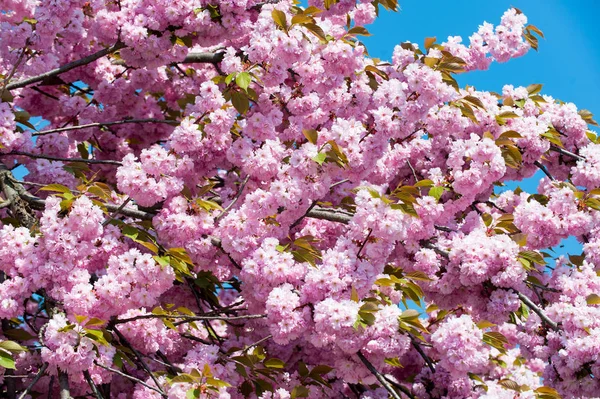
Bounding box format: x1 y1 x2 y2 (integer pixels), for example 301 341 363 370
362 0 599 119
358 0 599 259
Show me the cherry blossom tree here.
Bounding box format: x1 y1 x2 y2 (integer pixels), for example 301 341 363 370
0 0 598 398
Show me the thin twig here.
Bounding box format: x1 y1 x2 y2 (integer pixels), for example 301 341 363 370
421 242 450 259
2 151 122 165
411 337 436 373
113 313 266 325
534 160 555 181
550 145 585 161
82 370 104 399
1 46 28 98
93 362 164 395
58 372 72 399
32 119 178 136
111 326 167 398
289 200 317 229
112 50 225 67
382 375 416 399
356 351 402 399
17 363 48 399
243 334 273 353
180 333 213 346
525 281 560 293
407 160 419 182
356 228 373 259
514 290 559 331
102 197 131 226
215 175 250 223
6 41 125 91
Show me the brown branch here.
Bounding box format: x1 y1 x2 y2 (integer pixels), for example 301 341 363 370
215 175 250 223
112 51 225 67
1 46 28 98
382 375 416 399
58 372 72 399
514 290 559 331
2 151 122 165
357 228 373 259
111 326 167 397
411 337 436 373
243 334 273 353
102 197 132 226
356 351 402 399
421 242 450 259
550 145 585 161
93 362 164 395
17 363 48 399
114 313 266 325
6 42 125 91
33 119 178 136
82 370 104 399
534 160 555 181
306 206 353 224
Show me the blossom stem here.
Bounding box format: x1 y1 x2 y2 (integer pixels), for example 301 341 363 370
6 41 125 91
356 351 402 399
17 363 48 399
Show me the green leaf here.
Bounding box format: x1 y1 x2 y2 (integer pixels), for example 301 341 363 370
264 358 285 369
301 23 326 41
499 379 521 391
272 9 288 32
309 365 333 376
186 388 200 399
463 95 485 109
414 179 434 187
172 374 196 383
400 309 419 321
235 72 252 92
231 91 249 114
0 350 16 369
291 385 310 399
428 186 444 201
534 386 562 399
347 26 371 36
312 152 326 165
39 184 72 194
424 37 436 50
225 72 237 85
586 294 600 305
384 357 403 368
526 83 543 95
579 109 598 126
0 341 27 353
483 331 508 353
350 286 359 302
302 129 318 144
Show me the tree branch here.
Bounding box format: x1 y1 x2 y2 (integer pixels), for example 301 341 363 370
17 363 48 399
533 160 555 181
514 290 559 331
33 119 178 136
82 370 104 399
58 372 72 399
112 51 225 67
215 175 250 223
93 362 165 395
356 351 402 399
2 151 122 165
549 145 585 161
6 42 125 91
410 337 436 373
113 313 266 325
111 326 167 398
